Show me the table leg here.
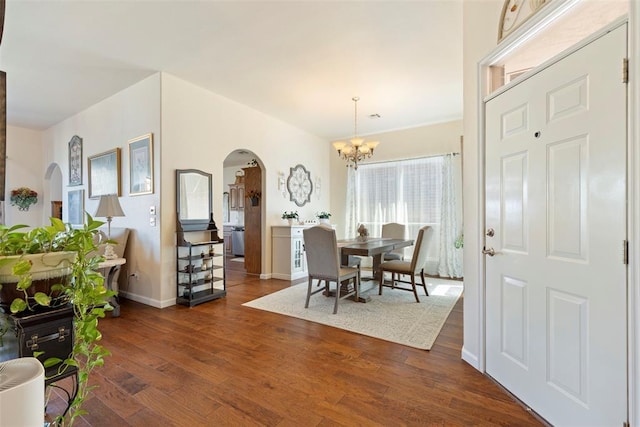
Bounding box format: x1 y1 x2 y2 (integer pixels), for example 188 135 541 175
371 254 383 284
327 279 370 303
105 266 121 317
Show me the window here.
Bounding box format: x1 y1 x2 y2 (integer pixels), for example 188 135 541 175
351 156 442 235
347 155 462 276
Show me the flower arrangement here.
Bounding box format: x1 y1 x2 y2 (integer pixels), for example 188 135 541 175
246 190 261 206
246 190 261 199
316 211 331 219
281 211 299 220
10 187 38 211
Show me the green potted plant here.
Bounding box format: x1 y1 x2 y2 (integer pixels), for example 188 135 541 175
281 211 299 225
0 215 113 426
316 211 331 224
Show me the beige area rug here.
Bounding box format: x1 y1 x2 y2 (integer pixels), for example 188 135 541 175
243 278 463 350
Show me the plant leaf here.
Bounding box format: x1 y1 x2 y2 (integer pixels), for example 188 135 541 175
43 357 63 368
33 292 51 306
10 298 27 313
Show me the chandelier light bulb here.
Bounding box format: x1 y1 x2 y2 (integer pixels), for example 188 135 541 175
331 96 380 170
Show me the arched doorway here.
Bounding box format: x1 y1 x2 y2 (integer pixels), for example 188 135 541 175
44 163 63 222
222 150 264 276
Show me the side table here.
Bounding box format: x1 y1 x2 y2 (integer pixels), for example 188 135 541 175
98 257 126 317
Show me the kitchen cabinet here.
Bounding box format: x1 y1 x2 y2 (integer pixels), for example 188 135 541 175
229 184 244 210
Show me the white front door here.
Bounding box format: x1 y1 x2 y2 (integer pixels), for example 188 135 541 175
485 24 627 426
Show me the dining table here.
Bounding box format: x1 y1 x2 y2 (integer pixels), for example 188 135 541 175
337 237 414 302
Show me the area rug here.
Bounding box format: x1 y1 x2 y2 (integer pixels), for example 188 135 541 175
243 278 463 350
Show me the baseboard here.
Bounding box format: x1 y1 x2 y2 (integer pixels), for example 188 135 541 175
461 346 481 371
260 273 271 280
119 291 170 308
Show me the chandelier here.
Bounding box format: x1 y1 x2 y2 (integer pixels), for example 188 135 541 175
332 97 379 170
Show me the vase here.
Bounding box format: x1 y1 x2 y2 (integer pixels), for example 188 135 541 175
319 218 329 224
287 219 294 225
250 197 259 206
0 251 77 310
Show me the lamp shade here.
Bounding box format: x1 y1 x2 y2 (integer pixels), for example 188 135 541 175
94 194 125 219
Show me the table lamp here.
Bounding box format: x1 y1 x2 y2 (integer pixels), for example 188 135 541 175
94 194 125 259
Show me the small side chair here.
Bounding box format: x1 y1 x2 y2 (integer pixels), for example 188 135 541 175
303 225 360 314
381 222 406 261
379 225 433 303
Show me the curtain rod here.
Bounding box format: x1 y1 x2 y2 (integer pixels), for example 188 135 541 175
363 151 460 166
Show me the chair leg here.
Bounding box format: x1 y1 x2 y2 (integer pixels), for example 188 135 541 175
420 269 428 296
379 269 384 295
410 273 420 303
333 281 340 314
305 277 313 308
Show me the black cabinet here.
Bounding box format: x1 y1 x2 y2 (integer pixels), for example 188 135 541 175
0 306 77 383
176 231 225 307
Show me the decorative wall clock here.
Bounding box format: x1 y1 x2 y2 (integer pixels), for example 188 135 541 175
498 0 547 41
286 164 313 207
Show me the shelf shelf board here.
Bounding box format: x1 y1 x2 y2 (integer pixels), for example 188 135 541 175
176 288 226 307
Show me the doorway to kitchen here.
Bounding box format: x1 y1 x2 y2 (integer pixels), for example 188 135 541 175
223 149 263 276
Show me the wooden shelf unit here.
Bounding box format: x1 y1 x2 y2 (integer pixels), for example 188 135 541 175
176 230 225 307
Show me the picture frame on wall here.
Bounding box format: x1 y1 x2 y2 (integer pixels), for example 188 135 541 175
128 133 153 196
88 148 121 199
68 189 84 225
68 135 83 186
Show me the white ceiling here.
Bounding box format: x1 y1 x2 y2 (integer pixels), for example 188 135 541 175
0 1 463 141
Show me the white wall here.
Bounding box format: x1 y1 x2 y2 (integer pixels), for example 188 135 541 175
329 120 463 239
5 125 44 226
41 73 162 306
461 0 503 370
160 73 331 303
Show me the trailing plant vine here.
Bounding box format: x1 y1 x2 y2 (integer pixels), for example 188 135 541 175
0 215 114 426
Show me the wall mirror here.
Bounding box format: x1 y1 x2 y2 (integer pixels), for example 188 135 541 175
176 169 212 231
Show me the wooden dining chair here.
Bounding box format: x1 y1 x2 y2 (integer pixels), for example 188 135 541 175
381 222 406 261
379 225 433 302
303 225 360 314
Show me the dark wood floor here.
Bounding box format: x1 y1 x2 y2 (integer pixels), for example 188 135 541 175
47 270 543 426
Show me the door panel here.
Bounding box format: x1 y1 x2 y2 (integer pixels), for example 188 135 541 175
485 24 627 426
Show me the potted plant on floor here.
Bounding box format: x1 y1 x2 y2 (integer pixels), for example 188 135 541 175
0 214 114 426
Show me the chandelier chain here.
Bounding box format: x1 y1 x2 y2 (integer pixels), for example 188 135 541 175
352 96 359 138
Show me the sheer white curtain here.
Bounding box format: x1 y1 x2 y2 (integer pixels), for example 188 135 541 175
345 167 358 238
345 155 463 277
437 154 463 278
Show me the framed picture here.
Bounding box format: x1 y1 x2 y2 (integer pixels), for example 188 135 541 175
128 133 154 196
68 189 84 225
69 135 83 186
88 148 121 199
